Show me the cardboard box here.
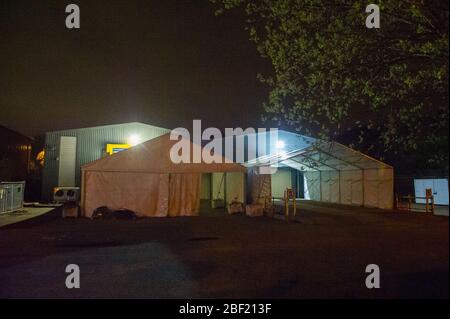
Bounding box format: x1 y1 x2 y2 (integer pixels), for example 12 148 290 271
228 202 244 214
245 204 264 217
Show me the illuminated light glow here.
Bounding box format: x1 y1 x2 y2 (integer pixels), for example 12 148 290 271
276 140 285 150
128 134 141 146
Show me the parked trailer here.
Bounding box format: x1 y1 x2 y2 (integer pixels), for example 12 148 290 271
0 182 26 214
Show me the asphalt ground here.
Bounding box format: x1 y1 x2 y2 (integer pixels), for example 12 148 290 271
0 202 448 298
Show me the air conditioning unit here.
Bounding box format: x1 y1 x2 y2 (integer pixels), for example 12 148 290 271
53 187 80 203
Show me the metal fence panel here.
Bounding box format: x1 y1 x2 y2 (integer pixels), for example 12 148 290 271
0 182 25 214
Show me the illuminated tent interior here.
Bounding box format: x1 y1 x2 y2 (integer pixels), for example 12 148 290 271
244 131 394 210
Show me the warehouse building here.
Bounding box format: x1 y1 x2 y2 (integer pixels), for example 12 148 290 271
42 122 169 200
0 126 34 213
0 125 33 182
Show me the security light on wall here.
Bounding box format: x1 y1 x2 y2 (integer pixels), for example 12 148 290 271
128 134 141 146
276 140 285 150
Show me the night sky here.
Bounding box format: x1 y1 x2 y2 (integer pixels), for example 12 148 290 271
0 0 271 137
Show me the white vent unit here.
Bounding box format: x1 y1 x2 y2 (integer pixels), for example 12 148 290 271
0 181 26 214
53 187 80 203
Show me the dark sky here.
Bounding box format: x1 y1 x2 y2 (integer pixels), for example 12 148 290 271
0 0 271 137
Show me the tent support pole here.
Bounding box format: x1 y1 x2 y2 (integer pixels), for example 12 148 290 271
338 170 341 204
209 173 213 203
224 172 227 205
80 171 86 217
361 169 365 207
319 171 322 201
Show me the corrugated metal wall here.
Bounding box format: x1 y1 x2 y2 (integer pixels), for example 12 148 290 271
42 122 169 200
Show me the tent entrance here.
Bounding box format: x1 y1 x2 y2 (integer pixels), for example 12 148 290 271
270 167 304 199
199 172 246 217
199 173 227 216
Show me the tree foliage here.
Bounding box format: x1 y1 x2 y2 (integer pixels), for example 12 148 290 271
211 0 449 170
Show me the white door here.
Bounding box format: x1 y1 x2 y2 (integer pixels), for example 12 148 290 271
433 179 449 205
58 136 77 187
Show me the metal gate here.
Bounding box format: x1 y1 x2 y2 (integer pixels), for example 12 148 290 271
0 182 26 214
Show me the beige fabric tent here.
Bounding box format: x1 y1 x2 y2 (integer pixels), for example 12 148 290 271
81 133 246 218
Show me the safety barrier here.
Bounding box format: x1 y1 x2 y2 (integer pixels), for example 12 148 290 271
396 188 435 213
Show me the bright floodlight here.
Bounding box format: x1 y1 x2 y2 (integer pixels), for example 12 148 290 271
276 140 285 150
129 134 141 146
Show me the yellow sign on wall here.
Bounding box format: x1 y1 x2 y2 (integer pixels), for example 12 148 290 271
106 144 130 155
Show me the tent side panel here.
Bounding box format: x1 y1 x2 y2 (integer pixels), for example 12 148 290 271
320 171 339 203
351 171 364 206
304 171 320 201
84 171 169 218
168 173 201 216
339 170 363 206
378 168 394 209
363 169 379 207
329 171 340 203
339 171 351 205
320 171 330 202
363 168 394 209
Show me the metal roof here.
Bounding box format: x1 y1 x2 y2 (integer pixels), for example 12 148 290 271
45 121 168 134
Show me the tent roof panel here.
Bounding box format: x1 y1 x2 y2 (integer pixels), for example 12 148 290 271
82 133 246 173
243 131 392 171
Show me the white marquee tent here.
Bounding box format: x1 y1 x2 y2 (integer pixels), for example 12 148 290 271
245 131 394 209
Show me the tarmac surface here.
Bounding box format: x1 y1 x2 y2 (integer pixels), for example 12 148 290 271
0 202 448 298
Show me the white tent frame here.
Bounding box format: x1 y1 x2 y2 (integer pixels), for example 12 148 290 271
244 140 394 210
